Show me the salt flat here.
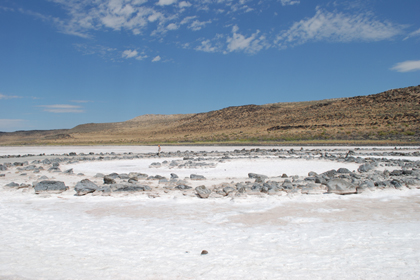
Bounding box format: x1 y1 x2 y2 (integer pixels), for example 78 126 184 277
0 146 420 280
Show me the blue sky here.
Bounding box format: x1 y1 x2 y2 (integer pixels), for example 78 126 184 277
0 0 419 132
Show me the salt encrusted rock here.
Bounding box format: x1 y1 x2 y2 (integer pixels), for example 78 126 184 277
322 169 337 178
308 171 317 177
326 179 356 195
195 185 211 198
175 185 192 190
149 162 162 168
390 170 403 176
190 174 206 180
34 180 68 194
94 173 105 178
74 179 99 196
337 168 351 173
0 164 7 171
113 184 151 192
390 179 404 189
358 163 374 173
103 176 116 184
5 182 19 188
128 177 138 183
148 175 166 180
170 173 179 179
223 186 235 195
118 173 129 179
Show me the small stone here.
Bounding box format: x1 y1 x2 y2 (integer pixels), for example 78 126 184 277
201 250 208 255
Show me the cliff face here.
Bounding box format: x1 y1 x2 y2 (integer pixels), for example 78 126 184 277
1 85 419 145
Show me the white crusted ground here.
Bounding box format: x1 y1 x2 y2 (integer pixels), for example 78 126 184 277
0 146 419 280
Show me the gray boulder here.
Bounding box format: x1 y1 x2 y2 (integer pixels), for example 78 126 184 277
195 185 211 198
326 179 357 195
248 173 268 182
223 186 235 195
74 179 99 196
358 164 374 173
175 185 192 190
113 184 151 192
103 176 116 184
5 182 19 188
34 180 68 194
190 174 206 180
337 168 351 173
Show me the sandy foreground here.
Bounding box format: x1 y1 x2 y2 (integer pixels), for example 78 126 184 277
1 145 420 280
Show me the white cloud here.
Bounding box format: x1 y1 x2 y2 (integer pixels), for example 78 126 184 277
167 23 179 30
0 93 21 100
391 60 420 72
280 0 300 6
278 8 405 46
226 25 267 54
404 28 420 40
136 54 148 60
179 1 191 8
156 0 177 6
152 55 161 62
195 40 218 53
188 19 211 31
122 49 138 58
39 105 84 113
148 12 163 22
180 16 196 25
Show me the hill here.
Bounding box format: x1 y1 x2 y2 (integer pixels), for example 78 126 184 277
1 85 419 145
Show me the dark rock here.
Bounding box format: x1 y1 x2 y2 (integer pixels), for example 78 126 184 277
223 186 235 195
170 173 179 179
175 185 192 190
150 162 162 168
390 170 403 176
0 164 7 171
63 168 73 174
118 173 129 179
337 168 351 173
104 176 116 184
5 182 19 188
114 185 151 192
34 180 68 194
308 171 317 177
358 164 374 173
281 173 288 178
322 169 337 178
195 185 211 198
190 174 206 180
75 179 98 196
106 173 119 179
201 250 208 255
128 178 138 183
390 180 404 189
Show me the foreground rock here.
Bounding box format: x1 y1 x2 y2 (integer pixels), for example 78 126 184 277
34 180 68 194
326 179 357 195
195 185 211 198
74 179 99 196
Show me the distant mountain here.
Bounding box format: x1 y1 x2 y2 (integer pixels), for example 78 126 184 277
1 85 419 145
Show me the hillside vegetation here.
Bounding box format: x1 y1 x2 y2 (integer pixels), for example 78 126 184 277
1 85 419 145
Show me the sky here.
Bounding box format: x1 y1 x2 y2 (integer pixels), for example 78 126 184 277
0 0 419 132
